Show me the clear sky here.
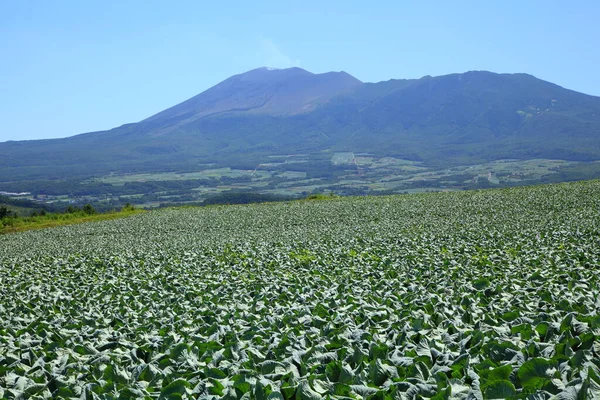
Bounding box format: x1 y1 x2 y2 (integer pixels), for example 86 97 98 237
1 0 599 142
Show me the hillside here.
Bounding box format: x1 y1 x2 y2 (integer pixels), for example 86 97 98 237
143 67 363 130
1 68 600 183
309 71 600 164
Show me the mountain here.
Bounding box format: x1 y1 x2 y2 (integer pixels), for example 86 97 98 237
307 71 600 163
144 67 362 130
1 67 600 182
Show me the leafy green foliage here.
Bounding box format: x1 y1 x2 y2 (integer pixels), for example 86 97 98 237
0 206 14 219
1 180 600 398
202 192 292 206
82 203 96 215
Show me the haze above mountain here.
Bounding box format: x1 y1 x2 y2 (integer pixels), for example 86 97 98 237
1 67 600 182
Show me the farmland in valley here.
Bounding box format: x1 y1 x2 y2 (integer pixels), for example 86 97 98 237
4 155 600 213
1 181 600 399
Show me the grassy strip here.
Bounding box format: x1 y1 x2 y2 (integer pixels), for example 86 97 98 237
0 209 145 234
0 192 334 234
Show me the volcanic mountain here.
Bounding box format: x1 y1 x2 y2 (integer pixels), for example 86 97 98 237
1 67 600 181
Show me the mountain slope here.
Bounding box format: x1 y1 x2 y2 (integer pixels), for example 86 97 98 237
140 67 362 135
1 68 599 181
303 71 600 162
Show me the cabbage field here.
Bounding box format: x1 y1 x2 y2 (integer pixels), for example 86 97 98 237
1 181 600 399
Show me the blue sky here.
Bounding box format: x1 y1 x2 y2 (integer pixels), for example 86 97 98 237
1 0 599 142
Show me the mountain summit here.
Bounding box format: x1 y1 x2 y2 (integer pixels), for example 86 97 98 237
142 67 362 134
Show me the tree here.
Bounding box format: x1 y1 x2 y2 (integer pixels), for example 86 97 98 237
83 204 96 215
122 203 135 212
65 205 78 214
0 206 9 219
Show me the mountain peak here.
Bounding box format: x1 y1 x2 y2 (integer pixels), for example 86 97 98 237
143 67 362 126
254 66 310 73
233 67 314 83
